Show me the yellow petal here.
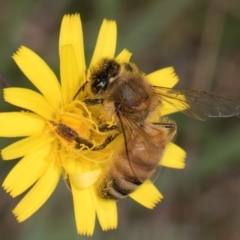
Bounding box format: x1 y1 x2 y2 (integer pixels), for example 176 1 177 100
59 14 86 85
3 143 52 197
147 100 189 121
90 187 117 231
12 46 62 108
116 49 132 62
146 67 178 87
69 169 101 189
4 88 55 120
160 104 180 116
60 45 80 104
70 180 96 236
161 97 189 116
13 160 61 222
62 153 101 189
145 67 182 119
1 133 55 160
160 142 186 169
89 19 117 68
129 180 163 209
0 112 45 137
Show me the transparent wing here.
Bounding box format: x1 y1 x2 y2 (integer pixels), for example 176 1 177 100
117 112 165 182
153 86 240 121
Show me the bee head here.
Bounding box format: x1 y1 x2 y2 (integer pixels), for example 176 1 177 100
90 59 120 95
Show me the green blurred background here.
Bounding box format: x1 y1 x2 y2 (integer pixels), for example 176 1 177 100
1 0 240 239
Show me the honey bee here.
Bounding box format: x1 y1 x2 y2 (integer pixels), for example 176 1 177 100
98 121 176 199
80 58 240 200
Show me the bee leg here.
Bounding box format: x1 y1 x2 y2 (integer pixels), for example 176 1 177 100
98 124 118 132
50 121 117 150
152 122 176 135
73 81 88 100
74 134 118 151
83 98 104 105
92 133 119 151
74 136 94 149
153 122 176 128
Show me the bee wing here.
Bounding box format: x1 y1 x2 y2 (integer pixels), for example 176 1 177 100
153 86 240 121
117 112 165 182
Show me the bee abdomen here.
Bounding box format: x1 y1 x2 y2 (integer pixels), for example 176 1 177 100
98 173 142 200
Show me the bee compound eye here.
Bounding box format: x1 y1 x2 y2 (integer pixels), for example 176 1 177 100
106 59 120 77
92 77 108 94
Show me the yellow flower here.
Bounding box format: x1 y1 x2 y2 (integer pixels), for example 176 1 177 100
0 14 186 235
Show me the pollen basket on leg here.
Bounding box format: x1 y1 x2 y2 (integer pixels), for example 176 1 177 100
47 100 116 166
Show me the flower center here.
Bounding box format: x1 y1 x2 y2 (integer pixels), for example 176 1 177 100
48 100 116 166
